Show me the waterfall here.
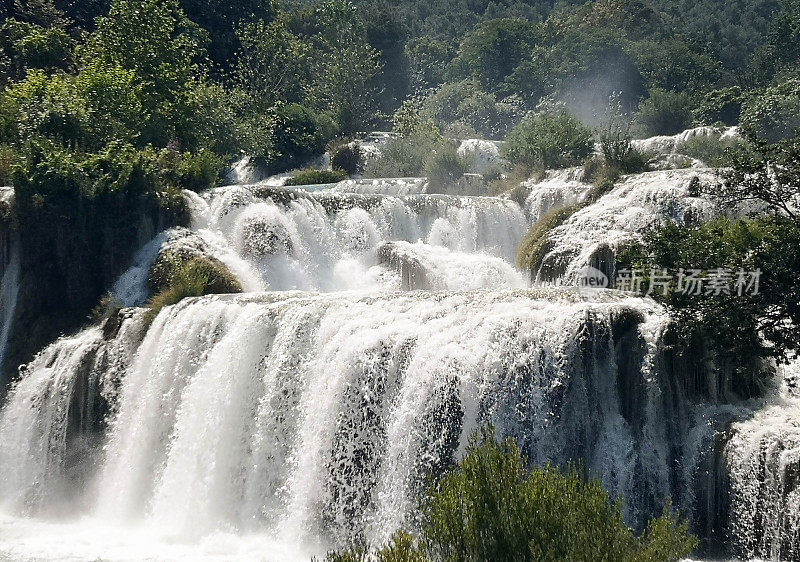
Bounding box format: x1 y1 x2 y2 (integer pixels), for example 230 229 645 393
0 288 746 558
725 361 800 560
0 144 787 559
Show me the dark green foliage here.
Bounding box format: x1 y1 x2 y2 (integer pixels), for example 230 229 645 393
326 428 697 562
147 254 242 321
677 135 744 167
636 89 694 137
694 87 745 126
446 18 540 95
0 19 73 81
330 143 364 176
285 168 347 186
406 37 453 92
263 104 335 174
739 80 800 143
503 110 593 171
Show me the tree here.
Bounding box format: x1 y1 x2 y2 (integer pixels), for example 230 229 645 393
292 0 382 134
235 19 310 111
83 0 208 147
446 18 540 95
739 80 800 143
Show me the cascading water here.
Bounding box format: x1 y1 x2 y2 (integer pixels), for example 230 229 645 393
0 138 787 560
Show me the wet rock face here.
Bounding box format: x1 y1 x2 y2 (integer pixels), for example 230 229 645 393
3 192 186 386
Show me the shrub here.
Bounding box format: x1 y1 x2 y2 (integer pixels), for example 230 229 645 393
694 87 744 126
260 103 337 174
285 168 348 186
636 89 694 137
331 143 364 176
739 81 800 143
147 254 241 321
503 110 593 171
677 135 745 167
424 143 470 193
365 134 439 178
325 428 697 562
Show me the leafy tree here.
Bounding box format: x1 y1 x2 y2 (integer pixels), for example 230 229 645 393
235 19 310 111
82 0 208 147
694 87 745 126
405 36 453 92
177 0 276 65
446 18 540 95
0 19 74 81
635 39 723 96
292 0 382 134
739 80 800 142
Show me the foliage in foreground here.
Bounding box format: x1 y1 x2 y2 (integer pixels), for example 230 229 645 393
324 428 696 562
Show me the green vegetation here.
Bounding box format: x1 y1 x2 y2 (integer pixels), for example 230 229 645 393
635 89 694 137
503 111 593 172
147 254 242 321
619 133 800 396
676 135 745 167
331 143 364 176
324 428 696 561
516 205 579 272
285 168 348 186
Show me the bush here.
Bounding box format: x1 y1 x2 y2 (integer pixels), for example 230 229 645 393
677 135 745 167
326 428 697 562
285 168 348 186
424 143 470 193
503 110 593 171
516 205 578 271
259 103 337 174
147 254 242 321
636 89 694 137
694 87 744 126
739 81 800 143
365 133 439 178
331 143 364 176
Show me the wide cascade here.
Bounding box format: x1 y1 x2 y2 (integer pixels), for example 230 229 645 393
0 169 780 559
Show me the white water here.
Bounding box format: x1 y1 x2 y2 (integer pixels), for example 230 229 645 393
535 168 719 282
0 128 788 561
726 360 800 560
0 289 732 560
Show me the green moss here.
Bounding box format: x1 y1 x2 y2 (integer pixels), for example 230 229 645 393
146 255 242 321
285 168 348 186
516 204 579 271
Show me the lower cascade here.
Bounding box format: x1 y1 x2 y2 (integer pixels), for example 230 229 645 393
0 287 751 558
